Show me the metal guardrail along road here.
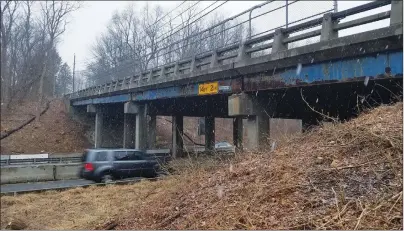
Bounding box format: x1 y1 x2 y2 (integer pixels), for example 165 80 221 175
0 147 235 166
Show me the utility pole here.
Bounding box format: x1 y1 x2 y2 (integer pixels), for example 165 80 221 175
286 0 288 28
333 0 338 13
72 53 76 93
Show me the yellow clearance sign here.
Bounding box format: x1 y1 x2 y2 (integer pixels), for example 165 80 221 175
198 82 219 95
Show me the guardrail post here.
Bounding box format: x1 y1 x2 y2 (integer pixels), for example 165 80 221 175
236 42 250 62
174 62 180 76
159 67 165 79
190 56 197 73
139 73 144 86
272 28 287 53
123 78 129 90
129 76 135 88
390 0 403 25
147 71 153 83
320 12 338 41
210 51 219 68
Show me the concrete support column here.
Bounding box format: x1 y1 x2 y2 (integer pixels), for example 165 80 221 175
390 1 403 25
148 115 157 149
272 28 287 53
94 109 104 148
245 114 269 151
228 93 269 150
87 104 104 148
172 115 184 158
125 101 147 150
123 114 136 148
320 13 338 41
135 105 147 150
233 117 243 150
205 116 215 151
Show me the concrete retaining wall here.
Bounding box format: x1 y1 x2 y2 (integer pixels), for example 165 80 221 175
54 164 80 180
1 163 81 184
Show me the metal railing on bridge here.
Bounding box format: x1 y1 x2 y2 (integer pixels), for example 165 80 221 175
67 0 401 100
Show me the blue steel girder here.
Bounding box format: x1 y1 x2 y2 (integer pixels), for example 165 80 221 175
243 51 403 91
72 94 130 106
71 50 402 106
131 79 242 101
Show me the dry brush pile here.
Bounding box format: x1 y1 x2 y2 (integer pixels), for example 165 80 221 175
1 102 402 230
117 102 403 230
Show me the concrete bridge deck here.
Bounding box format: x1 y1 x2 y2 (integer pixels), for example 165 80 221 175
66 1 403 157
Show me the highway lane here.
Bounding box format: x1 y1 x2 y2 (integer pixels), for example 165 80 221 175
1 177 145 194
1 179 94 194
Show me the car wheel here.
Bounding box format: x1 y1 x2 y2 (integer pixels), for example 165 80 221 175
100 173 114 184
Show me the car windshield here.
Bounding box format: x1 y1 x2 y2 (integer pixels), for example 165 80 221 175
216 142 231 147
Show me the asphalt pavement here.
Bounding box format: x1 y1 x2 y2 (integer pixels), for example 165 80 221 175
0 177 146 194
1 179 94 194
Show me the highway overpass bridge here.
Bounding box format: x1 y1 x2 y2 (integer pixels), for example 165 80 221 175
66 1 403 157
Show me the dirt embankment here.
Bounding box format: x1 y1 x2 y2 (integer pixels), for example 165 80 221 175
1 99 91 154
1 102 402 229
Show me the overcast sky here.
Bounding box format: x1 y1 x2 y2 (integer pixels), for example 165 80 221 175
57 1 391 72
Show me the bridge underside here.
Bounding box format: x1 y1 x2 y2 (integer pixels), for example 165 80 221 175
68 26 403 156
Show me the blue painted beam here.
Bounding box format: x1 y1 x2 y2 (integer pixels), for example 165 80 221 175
72 99 92 106
72 51 402 105
72 94 130 106
132 79 240 101
244 51 403 91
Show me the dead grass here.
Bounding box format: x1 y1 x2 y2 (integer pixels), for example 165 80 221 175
1 102 402 230
1 99 91 154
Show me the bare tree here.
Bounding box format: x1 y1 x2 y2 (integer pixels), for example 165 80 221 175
55 63 72 96
84 2 247 87
1 0 19 107
36 0 80 121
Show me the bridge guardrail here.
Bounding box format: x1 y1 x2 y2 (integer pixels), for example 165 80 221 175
67 0 400 100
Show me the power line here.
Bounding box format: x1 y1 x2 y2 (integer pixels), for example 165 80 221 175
157 1 201 31
155 1 218 43
151 1 187 27
85 1 227 72
81 1 284 87
70 1 202 67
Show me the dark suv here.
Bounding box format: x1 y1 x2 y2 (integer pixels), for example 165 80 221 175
78 149 163 183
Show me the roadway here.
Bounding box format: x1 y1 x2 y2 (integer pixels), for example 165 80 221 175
0 178 143 194
0 179 94 194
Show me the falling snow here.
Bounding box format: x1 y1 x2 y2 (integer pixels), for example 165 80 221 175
296 63 302 76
